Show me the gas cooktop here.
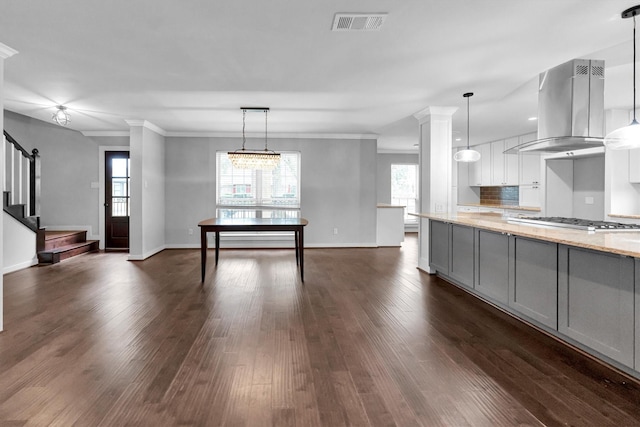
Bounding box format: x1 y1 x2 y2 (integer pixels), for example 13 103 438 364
508 216 640 232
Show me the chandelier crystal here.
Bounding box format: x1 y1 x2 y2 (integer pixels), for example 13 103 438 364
228 108 280 169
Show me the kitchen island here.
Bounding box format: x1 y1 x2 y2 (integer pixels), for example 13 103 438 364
413 212 640 379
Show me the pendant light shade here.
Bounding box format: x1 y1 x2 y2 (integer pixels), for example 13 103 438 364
454 148 481 162
454 92 481 162
604 5 640 150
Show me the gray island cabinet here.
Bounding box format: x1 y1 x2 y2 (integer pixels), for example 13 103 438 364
558 246 634 367
425 215 640 375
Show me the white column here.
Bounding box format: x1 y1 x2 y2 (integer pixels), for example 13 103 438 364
413 106 457 273
0 42 19 332
126 120 166 261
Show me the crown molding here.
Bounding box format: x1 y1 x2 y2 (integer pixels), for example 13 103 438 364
79 129 378 140
0 43 18 59
82 130 131 137
162 131 378 140
124 120 167 136
377 149 419 154
413 106 458 123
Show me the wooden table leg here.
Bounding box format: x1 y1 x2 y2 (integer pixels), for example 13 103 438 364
215 231 220 265
200 228 207 282
295 230 299 266
299 226 304 282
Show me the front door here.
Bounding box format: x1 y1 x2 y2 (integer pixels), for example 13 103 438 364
105 151 130 250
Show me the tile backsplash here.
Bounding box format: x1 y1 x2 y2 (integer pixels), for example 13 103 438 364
480 186 519 206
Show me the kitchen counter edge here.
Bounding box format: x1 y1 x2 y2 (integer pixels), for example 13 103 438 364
411 212 640 258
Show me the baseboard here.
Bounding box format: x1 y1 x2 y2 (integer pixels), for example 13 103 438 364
3 257 38 275
128 245 166 261
164 242 379 249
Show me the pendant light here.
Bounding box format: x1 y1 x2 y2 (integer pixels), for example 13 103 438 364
228 107 280 169
604 5 640 150
454 92 481 162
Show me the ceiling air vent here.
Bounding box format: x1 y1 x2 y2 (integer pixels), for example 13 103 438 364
332 13 387 31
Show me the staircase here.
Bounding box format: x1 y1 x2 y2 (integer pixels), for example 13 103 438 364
3 191 39 231
4 130 100 266
37 230 99 264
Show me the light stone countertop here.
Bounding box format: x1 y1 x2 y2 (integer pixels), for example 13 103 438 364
609 213 640 220
377 203 405 208
458 203 541 212
411 212 640 258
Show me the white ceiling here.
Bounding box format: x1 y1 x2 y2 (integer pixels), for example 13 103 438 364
1 0 638 151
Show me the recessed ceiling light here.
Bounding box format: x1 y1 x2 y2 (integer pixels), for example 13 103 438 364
528 117 537 121
455 138 462 141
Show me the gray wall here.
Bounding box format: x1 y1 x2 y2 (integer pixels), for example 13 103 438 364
6 111 377 248
4 111 128 238
376 153 419 203
165 136 378 247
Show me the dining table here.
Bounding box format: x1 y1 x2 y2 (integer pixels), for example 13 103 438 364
198 216 309 282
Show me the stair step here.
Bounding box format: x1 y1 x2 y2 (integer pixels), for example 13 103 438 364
44 230 88 251
38 240 99 264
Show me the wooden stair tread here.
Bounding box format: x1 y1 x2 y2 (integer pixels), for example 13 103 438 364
40 240 99 254
38 237 99 265
44 230 86 240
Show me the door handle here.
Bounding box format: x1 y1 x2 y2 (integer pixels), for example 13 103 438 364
104 203 109 207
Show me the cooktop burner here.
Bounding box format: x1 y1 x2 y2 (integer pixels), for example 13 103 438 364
508 216 640 231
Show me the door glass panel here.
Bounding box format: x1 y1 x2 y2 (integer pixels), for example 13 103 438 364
112 158 128 178
110 159 130 217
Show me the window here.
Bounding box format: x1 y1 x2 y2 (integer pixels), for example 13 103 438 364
391 164 419 223
217 151 301 210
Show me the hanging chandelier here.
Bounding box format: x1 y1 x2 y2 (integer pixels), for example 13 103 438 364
604 5 640 150
453 92 481 162
228 107 280 169
52 105 71 126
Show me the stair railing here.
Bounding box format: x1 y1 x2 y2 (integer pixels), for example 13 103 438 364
3 130 40 218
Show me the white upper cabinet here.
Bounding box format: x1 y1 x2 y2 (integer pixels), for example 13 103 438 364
518 134 541 185
468 144 491 186
505 137 519 185
491 137 519 186
520 153 542 185
491 140 505 185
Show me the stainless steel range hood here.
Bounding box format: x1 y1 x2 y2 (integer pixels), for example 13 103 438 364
507 59 605 153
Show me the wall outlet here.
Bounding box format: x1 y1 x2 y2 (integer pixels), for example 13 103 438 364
333 227 338 235
188 228 193 235
585 196 594 205
435 204 444 213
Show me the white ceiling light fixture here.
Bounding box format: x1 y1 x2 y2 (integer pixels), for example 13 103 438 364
228 107 280 170
52 105 70 126
604 5 640 150
453 92 481 163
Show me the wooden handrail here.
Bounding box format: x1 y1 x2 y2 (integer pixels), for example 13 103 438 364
3 130 41 220
3 130 33 160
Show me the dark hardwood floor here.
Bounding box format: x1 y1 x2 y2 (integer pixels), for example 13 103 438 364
2 234 640 426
